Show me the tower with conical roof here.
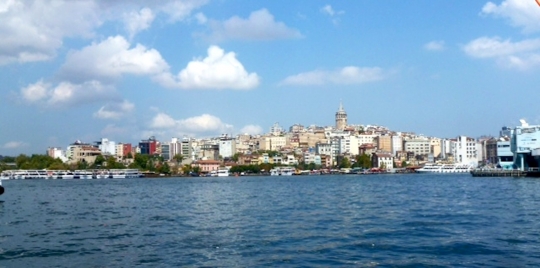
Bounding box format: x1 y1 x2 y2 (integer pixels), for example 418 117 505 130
335 102 347 130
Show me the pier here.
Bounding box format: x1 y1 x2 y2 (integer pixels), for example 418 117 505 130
470 169 526 177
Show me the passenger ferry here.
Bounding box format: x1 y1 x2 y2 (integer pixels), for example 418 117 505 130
217 168 229 177
416 163 474 173
270 167 295 176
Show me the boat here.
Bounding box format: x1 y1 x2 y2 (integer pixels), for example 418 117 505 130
217 168 229 177
416 163 474 173
0 179 4 195
270 167 295 176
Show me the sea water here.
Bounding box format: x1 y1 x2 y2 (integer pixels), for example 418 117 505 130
1 174 540 267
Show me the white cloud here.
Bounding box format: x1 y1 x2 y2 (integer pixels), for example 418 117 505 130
124 7 155 39
320 5 344 25
481 0 540 33
281 66 385 86
463 36 540 70
155 45 260 90
203 9 302 42
94 100 135 120
3 141 28 149
195 12 207 24
149 112 234 137
424 40 446 51
0 0 208 65
21 80 49 102
0 0 101 65
59 35 169 83
240 125 263 135
20 80 117 107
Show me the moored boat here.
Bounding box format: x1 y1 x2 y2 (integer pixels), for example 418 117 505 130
416 163 474 173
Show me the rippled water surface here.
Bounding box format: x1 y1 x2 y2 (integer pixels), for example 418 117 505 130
1 174 540 267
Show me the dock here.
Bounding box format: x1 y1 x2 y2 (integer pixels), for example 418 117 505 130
470 169 526 177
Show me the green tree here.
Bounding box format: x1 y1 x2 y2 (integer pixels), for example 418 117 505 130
93 155 106 168
356 154 372 169
338 157 351 169
401 160 408 167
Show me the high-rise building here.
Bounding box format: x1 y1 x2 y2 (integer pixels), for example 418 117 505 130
335 102 347 130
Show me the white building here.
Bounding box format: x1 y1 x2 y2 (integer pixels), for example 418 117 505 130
391 135 403 156
453 136 478 166
219 135 236 158
98 138 116 155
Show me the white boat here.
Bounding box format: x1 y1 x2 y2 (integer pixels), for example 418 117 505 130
1 170 13 180
74 170 93 179
125 169 143 178
0 179 4 195
416 163 474 173
270 167 295 176
217 168 229 177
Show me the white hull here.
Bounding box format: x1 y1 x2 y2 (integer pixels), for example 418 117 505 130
270 168 295 176
416 164 474 173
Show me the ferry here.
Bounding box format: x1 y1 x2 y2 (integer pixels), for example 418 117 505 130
416 163 474 173
217 168 229 177
270 167 295 176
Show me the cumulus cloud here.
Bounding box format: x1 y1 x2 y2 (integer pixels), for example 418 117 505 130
424 40 446 51
59 35 169 83
463 36 540 70
0 0 101 65
20 80 117 107
149 112 234 136
280 66 385 86
124 7 155 39
94 100 135 120
201 9 302 42
155 45 260 90
0 0 208 65
240 125 263 135
481 0 540 33
2 141 29 149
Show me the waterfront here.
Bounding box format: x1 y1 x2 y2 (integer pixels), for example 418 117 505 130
1 174 540 267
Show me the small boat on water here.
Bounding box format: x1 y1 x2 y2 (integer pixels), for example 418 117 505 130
0 179 4 195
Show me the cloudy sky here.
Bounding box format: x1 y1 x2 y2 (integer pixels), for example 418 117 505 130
1 0 540 155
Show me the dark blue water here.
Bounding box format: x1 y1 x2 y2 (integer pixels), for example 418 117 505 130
1 174 540 267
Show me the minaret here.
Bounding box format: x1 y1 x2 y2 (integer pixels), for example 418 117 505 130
335 102 347 130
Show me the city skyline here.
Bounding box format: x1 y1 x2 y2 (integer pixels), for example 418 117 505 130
1 0 540 155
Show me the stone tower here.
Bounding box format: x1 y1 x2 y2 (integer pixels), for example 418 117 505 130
335 102 347 130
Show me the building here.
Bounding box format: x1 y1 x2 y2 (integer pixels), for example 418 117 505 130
191 160 221 173
391 135 403 156
376 135 392 153
96 138 116 156
453 136 478 166
511 120 540 170
497 137 513 169
219 135 236 158
372 152 394 170
404 138 431 157
47 147 68 162
335 102 347 130
139 136 158 155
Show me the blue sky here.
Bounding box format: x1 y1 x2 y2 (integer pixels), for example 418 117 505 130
1 0 540 155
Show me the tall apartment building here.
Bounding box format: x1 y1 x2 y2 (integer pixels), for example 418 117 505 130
453 135 478 166
219 135 236 158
